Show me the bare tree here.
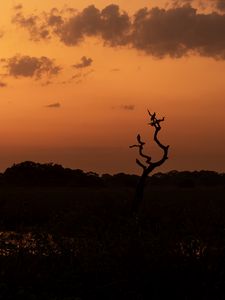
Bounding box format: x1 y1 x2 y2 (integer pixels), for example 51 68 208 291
130 110 169 214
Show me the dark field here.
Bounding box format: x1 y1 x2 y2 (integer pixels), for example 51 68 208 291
1 185 225 299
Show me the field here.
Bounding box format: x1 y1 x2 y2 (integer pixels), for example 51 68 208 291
0 185 225 299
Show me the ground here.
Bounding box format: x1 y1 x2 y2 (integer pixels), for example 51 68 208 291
0 185 225 299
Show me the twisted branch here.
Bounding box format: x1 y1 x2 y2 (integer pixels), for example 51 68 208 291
130 110 169 172
129 134 151 170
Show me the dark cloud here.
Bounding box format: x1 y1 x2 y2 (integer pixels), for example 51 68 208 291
216 0 225 11
12 4 131 46
172 0 225 12
12 11 50 41
121 105 135 110
71 73 82 79
14 4 23 10
112 105 135 110
53 4 131 46
45 102 61 108
73 56 93 68
12 4 225 59
58 69 93 85
47 14 63 26
0 81 7 87
4 55 61 79
132 5 225 58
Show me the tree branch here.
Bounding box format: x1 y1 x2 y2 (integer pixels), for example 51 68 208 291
136 159 146 170
129 133 151 170
130 110 169 173
147 110 169 168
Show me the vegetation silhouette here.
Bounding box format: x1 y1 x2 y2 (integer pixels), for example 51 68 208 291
130 110 169 213
1 161 225 188
3 161 103 187
0 161 225 298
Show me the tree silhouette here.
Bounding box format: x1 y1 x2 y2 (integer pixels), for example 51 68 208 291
130 110 169 214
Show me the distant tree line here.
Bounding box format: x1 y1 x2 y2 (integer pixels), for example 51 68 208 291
1 161 102 187
0 161 224 187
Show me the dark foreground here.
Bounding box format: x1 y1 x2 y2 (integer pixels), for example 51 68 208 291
0 185 225 299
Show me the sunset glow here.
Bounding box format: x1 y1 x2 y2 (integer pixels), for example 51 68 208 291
1 0 225 174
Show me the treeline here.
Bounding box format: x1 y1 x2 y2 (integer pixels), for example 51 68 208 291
0 161 225 187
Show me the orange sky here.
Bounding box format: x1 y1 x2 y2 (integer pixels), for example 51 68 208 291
0 0 225 174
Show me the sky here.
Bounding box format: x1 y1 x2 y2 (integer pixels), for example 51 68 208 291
0 0 225 174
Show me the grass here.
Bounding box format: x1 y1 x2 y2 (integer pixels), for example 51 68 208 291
0 185 225 299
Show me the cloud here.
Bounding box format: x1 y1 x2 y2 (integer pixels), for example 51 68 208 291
12 4 131 46
53 4 131 46
57 69 94 85
73 56 93 68
131 5 225 59
12 4 225 59
110 68 120 72
12 11 50 41
45 102 61 108
215 0 225 11
112 105 135 111
4 55 61 79
14 4 23 10
169 0 194 8
0 81 7 87
71 73 82 79
121 105 135 110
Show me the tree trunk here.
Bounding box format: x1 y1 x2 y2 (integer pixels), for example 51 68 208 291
132 170 148 214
